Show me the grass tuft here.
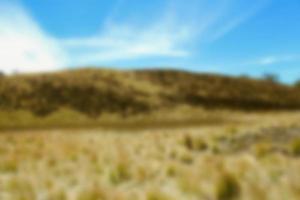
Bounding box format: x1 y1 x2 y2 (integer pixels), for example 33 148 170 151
216 172 241 200
290 138 300 156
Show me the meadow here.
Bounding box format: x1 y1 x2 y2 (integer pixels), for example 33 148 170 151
1 111 300 200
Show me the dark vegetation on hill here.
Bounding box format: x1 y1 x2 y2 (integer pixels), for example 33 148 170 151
0 68 299 117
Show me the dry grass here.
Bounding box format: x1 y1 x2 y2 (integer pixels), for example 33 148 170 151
1 68 300 119
0 112 300 200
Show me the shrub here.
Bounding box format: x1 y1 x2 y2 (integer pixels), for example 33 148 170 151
109 162 131 185
193 137 208 151
182 134 193 150
166 164 177 177
182 135 208 151
216 173 241 200
211 143 221 154
290 138 300 156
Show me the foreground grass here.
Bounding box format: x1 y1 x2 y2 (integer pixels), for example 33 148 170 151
0 112 300 200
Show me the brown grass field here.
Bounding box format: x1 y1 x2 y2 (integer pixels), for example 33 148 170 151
1 111 300 200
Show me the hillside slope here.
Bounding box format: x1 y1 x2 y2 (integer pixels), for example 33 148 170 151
0 68 299 117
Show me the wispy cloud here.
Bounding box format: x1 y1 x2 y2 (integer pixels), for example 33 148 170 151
61 0 270 65
62 21 191 65
207 0 271 41
0 0 271 72
252 55 300 66
0 1 67 73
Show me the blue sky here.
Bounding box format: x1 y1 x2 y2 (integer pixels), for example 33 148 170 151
0 0 299 83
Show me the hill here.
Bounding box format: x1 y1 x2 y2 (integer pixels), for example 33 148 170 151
0 68 300 119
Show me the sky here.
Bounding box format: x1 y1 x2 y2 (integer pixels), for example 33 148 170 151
0 0 299 83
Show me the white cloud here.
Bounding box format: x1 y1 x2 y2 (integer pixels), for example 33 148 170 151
62 21 191 65
255 55 300 65
60 0 270 65
0 0 271 71
0 2 67 74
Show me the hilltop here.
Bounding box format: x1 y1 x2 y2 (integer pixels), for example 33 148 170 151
0 68 300 119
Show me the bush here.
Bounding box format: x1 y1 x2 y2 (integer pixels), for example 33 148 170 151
182 135 208 151
193 137 208 151
182 134 193 150
290 139 300 156
216 173 241 200
109 162 131 185
166 164 177 177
